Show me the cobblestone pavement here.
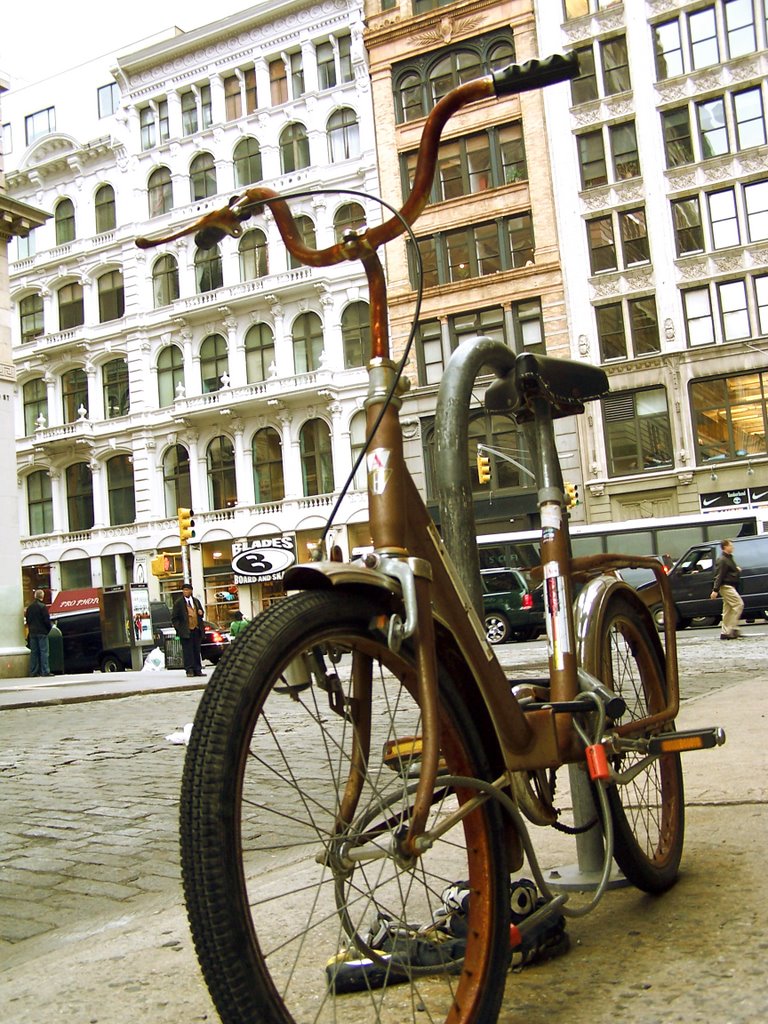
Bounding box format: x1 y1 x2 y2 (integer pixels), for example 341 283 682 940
1 626 766 1023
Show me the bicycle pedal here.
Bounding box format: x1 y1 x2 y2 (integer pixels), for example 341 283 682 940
648 727 725 754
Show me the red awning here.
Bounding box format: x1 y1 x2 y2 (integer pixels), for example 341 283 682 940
48 588 101 616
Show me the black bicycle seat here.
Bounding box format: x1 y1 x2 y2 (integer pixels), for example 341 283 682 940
484 352 609 422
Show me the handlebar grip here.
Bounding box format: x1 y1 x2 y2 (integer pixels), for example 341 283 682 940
492 51 580 96
194 226 228 249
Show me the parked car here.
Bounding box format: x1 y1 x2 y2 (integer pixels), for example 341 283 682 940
150 601 230 664
641 535 768 629
481 567 544 645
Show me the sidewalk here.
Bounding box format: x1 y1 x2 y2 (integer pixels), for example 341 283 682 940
0 668 206 709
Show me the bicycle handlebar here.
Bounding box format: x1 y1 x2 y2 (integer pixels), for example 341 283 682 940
136 52 578 260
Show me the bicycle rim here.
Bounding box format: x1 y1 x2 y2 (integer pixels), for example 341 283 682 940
180 590 509 1024
583 592 684 893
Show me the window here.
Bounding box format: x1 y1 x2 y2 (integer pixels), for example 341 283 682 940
341 301 370 367
97 270 124 322
654 20 683 80
408 215 534 289
103 358 129 418
683 275 764 345
28 471 53 535
577 131 607 188
745 180 768 241
269 58 288 104
280 123 310 174
349 411 367 490
288 215 316 269
317 35 353 90
293 312 324 374
333 203 365 242
253 427 284 504
19 293 44 343
239 229 268 280
290 52 305 97
689 6 719 69
734 87 766 149
415 307 511 386
62 368 88 422
17 228 34 260
200 334 229 393
662 106 694 167
564 0 622 16
596 297 661 361
709 188 739 247
601 36 630 95
511 299 545 352
148 166 173 217
224 68 257 120
233 137 262 187
655 3 756 80
571 45 597 104
94 184 116 233
691 370 767 463
672 196 704 254
666 89 766 167
106 455 135 526
587 217 616 273
207 436 237 509
55 282 83 331
163 444 192 517
181 85 212 135
596 303 627 360
299 419 333 496
139 100 169 150
23 378 48 435
152 254 180 308
610 121 640 179
621 208 650 265
672 178 768 256
683 287 715 345
66 462 94 532
327 107 360 161
97 83 119 118
628 296 661 355
718 279 750 339
195 245 223 293
245 323 275 383
25 107 55 145
697 97 728 157
190 152 217 201
602 387 673 477
726 0 757 58
157 344 184 407
393 31 514 124
55 198 76 245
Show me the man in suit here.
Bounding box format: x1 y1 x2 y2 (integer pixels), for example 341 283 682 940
171 583 206 677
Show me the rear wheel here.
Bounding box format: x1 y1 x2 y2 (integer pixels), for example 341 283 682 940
100 653 122 672
484 612 510 645
581 591 685 893
180 589 510 1024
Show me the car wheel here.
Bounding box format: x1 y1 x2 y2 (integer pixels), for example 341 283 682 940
651 604 686 631
484 613 510 645
100 654 123 673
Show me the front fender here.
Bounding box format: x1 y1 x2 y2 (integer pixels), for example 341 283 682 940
284 560 402 598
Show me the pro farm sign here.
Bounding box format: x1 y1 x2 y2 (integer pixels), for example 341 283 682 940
232 537 296 583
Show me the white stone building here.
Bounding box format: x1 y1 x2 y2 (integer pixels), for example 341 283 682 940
4 0 379 627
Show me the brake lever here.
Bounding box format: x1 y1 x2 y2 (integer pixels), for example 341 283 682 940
135 192 261 249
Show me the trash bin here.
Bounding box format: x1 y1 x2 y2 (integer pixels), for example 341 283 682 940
48 623 64 675
164 635 184 669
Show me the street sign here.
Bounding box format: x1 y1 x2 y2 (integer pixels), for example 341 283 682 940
232 537 296 583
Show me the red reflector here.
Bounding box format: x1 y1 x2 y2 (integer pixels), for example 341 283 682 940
586 743 610 781
510 924 523 948
210 631 224 643
522 593 533 610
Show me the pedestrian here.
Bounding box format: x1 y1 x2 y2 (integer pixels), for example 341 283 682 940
171 583 206 677
229 610 249 639
710 538 744 640
25 589 53 676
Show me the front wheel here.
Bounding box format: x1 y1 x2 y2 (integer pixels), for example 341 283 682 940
100 653 123 672
180 589 510 1024
581 590 685 893
484 611 510 644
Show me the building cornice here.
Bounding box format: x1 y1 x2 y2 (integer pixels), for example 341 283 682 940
0 194 51 242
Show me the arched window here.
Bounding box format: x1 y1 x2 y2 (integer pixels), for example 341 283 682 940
94 184 116 232
28 470 53 535
23 378 48 435
234 137 263 187
157 344 184 407
102 358 129 418
288 215 316 269
62 367 88 422
55 198 76 244
239 229 268 280
245 323 275 383
152 254 180 308
292 311 323 374
299 419 333 496
280 123 310 173
200 333 229 393
334 203 366 242
327 107 360 161
252 426 284 504
207 436 237 509
97 270 124 322
66 462 94 531
163 444 192 517
58 282 84 330
190 152 217 201
106 454 135 526
430 50 483 106
488 39 515 72
148 166 173 217
398 71 424 122
349 410 368 490
19 293 44 343
341 301 370 367
195 245 223 293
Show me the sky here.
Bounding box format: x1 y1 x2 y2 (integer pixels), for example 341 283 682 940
0 1 255 88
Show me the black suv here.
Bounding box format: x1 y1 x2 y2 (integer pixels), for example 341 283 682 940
480 568 544 645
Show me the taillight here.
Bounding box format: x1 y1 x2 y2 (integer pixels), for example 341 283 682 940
209 630 225 643
521 593 533 610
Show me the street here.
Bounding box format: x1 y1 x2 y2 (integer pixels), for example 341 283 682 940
1 626 767 1023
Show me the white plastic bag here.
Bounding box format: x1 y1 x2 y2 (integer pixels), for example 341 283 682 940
142 646 166 672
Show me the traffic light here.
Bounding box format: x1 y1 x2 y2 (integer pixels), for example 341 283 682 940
178 507 196 545
150 555 169 577
477 451 491 485
564 482 579 509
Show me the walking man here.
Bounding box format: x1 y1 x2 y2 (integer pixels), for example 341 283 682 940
171 583 206 677
710 538 744 640
25 589 53 676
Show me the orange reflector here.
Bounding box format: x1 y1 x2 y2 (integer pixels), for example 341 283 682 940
383 736 423 763
657 735 705 753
